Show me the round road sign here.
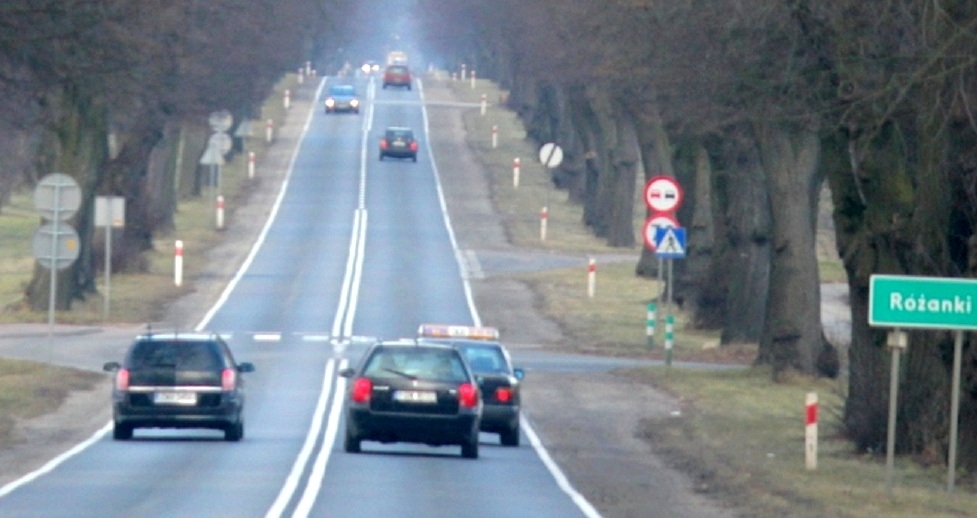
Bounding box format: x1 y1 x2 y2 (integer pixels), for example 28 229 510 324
34 173 82 221
538 142 564 168
32 222 80 270
642 213 678 251
644 176 683 213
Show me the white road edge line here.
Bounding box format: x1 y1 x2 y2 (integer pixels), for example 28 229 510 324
418 78 603 518
0 76 326 502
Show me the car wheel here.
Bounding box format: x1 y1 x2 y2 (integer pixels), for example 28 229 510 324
113 422 133 441
378 153 384 161
411 155 417 162
461 435 479 459
344 428 361 453
224 421 244 442
500 424 520 447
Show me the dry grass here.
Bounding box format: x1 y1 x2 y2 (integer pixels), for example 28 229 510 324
440 75 977 516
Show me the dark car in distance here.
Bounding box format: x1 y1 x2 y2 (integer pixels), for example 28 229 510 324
417 324 525 446
102 331 254 441
340 340 482 459
324 84 360 114
379 126 418 161
382 64 412 89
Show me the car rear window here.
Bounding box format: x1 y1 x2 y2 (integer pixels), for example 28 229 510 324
458 345 508 374
386 66 409 75
128 341 222 371
364 348 468 382
330 85 355 95
386 129 413 140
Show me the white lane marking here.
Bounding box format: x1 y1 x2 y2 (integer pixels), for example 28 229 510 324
0 76 327 503
254 333 282 342
293 359 348 518
264 359 337 518
522 416 602 518
299 335 332 342
0 423 111 498
418 77 603 517
269 77 371 516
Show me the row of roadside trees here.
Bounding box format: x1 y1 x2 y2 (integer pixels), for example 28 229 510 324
414 0 977 469
0 0 345 314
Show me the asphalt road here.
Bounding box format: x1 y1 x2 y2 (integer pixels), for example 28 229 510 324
0 73 740 518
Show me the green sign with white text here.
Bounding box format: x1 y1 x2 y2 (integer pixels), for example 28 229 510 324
869 274 977 330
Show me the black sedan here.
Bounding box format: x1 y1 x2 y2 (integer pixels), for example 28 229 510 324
378 126 418 161
417 324 525 446
102 331 255 441
340 341 482 458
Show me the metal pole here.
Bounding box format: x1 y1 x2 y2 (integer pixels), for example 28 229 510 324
948 330 963 493
103 222 111 319
885 345 902 495
48 184 61 331
665 259 674 366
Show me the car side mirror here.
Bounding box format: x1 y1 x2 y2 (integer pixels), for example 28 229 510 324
103 361 120 372
513 368 525 380
237 362 255 373
339 367 355 378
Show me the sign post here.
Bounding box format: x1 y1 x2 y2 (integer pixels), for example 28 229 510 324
869 274 977 494
643 176 684 357
32 173 82 331
95 196 125 319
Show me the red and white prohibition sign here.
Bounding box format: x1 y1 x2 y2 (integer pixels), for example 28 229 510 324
644 176 683 214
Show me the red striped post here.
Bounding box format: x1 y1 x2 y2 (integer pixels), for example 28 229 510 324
480 94 487 116
491 125 498 149
805 392 818 469
174 240 184 287
216 195 225 230
513 157 521 188
247 151 256 179
587 258 596 298
540 206 548 241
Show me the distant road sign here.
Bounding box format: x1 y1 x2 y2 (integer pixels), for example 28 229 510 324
34 173 81 221
869 274 977 330
644 176 683 213
32 222 80 270
642 214 679 250
538 142 563 168
654 227 686 259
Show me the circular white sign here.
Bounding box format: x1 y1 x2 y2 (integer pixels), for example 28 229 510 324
644 176 683 213
642 214 678 250
34 172 82 221
538 142 564 168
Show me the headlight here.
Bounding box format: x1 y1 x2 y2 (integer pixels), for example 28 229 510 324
350 99 360 107
325 99 336 107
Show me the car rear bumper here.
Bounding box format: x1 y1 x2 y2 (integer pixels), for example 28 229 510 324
113 392 243 429
480 404 519 432
347 408 479 446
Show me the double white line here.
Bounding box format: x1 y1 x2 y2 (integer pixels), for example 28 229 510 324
265 77 374 518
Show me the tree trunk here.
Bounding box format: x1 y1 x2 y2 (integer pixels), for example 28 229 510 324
633 105 675 277
25 84 108 311
755 123 825 377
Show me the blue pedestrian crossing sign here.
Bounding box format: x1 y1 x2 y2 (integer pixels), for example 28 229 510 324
654 227 686 259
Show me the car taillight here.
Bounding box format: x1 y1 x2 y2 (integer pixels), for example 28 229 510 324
115 368 130 390
352 378 372 403
495 387 513 403
409 142 418 151
458 382 478 408
222 368 237 391
380 139 389 149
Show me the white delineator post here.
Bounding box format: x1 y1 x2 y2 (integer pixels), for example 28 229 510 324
471 70 477 89
806 392 818 470
513 157 521 188
174 240 184 287
216 195 225 230
480 94 487 116
540 206 548 241
266 118 274 144
283 89 291 110
297 67 304 84
247 151 256 179
587 258 596 298
491 125 498 149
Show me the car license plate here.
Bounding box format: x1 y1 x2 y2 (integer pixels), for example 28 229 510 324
393 390 437 403
393 141 405 147
153 391 197 406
